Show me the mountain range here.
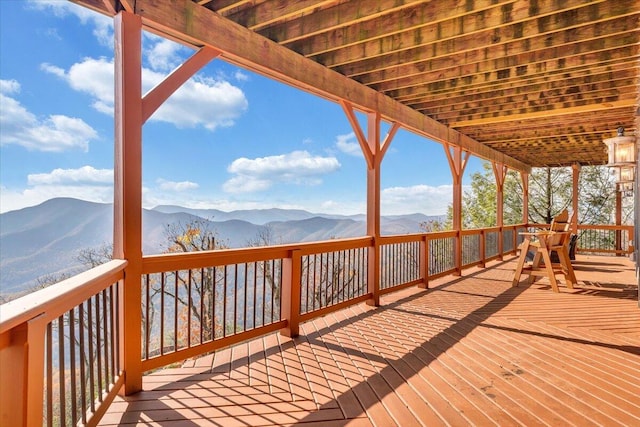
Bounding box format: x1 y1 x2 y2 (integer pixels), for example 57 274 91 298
0 198 441 300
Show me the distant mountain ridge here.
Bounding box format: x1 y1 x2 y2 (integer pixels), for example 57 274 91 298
151 205 368 224
0 198 442 300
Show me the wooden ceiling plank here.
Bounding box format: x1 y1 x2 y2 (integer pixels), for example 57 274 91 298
258 0 428 46
338 6 639 79
285 0 517 57
371 37 640 94
364 24 640 90
327 0 619 74
133 0 531 172
224 0 337 32
425 84 639 121
450 99 635 127
392 56 640 103
408 70 639 111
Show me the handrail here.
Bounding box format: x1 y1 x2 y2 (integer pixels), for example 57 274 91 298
0 259 127 334
0 222 632 426
142 236 373 273
0 259 127 426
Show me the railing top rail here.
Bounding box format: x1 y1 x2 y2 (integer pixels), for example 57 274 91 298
378 233 424 244
0 259 127 334
577 224 634 231
426 230 458 239
142 236 374 273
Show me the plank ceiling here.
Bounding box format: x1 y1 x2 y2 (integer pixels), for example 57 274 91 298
74 0 640 169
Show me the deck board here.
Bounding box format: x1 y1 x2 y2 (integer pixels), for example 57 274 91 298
101 255 639 426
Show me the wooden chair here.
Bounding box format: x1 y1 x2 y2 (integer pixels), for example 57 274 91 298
513 210 577 292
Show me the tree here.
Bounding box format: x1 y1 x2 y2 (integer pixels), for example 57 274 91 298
461 163 620 228
159 218 230 347
246 225 283 309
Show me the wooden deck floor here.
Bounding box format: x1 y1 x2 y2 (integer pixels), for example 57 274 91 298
101 255 639 426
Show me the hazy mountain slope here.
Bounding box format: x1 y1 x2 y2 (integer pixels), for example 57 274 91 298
1 198 113 296
152 205 317 225
1 198 440 299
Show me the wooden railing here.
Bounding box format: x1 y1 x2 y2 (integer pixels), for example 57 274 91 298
526 223 635 255
0 223 632 425
576 224 635 255
0 260 127 427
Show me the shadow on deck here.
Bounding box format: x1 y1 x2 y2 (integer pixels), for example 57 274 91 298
101 255 640 426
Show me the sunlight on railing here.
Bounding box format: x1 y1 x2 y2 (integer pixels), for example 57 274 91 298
0 260 126 427
45 283 120 426
577 225 634 255
1 223 633 426
142 260 283 360
380 239 421 290
300 246 368 314
429 233 456 276
462 233 481 267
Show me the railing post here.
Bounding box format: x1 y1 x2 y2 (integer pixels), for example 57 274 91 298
367 238 381 306
0 315 47 427
418 235 429 289
480 230 486 268
454 230 463 276
281 249 301 338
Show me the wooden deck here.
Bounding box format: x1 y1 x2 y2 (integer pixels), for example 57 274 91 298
101 255 639 426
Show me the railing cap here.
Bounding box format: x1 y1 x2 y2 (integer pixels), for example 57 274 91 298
0 259 127 335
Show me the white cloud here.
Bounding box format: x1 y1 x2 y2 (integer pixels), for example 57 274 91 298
43 57 248 130
0 166 114 213
0 79 20 94
0 79 98 152
223 151 341 193
145 36 185 72
27 166 113 185
28 0 113 47
335 132 362 156
234 70 249 82
156 179 199 192
381 184 459 216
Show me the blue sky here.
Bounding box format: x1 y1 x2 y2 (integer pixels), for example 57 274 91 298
0 0 483 216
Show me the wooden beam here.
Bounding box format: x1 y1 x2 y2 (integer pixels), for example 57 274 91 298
329 0 617 73
287 0 516 56
371 29 639 93
521 171 529 223
450 99 636 128
340 100 374 170
113 11 143 395
444 143 469 276
133 0 531 173
572 164 580 235
392 55 639 104
142 46 221 122
226 0 337 32
366 111 382 307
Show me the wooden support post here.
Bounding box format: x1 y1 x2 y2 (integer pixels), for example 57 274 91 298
616 188 623 256
280 249 301 338
340 101 399 306
114 11 143 395
521 171 529 224
572 164 580 235
418 235 429 289
493 163 508 260
366 111 382 306
113 11 218 394
444 143 469 276
480 230 486 268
